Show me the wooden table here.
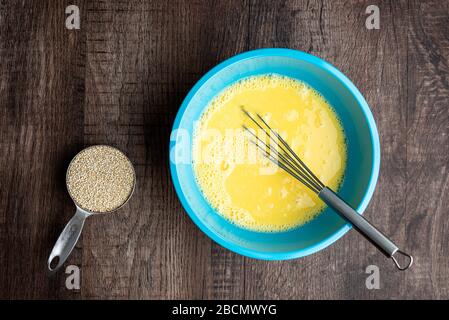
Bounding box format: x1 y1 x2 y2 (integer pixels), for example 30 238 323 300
1 0 448 299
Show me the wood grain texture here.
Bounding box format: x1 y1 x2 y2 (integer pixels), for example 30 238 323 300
0 0 448 299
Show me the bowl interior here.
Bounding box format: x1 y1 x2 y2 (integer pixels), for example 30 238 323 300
170 50 379 259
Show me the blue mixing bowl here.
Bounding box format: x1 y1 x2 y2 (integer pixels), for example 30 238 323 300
169 48 380 260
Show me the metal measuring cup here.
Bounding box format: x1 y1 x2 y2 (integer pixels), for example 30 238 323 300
47 145 136 273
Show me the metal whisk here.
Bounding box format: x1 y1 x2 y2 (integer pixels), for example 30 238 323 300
242 107 413 271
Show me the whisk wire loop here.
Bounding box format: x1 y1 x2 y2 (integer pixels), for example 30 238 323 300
241 107 324 193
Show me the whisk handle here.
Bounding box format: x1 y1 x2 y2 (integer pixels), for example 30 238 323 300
319 187 413 270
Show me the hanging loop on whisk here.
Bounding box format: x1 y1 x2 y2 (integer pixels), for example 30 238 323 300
391 250 414 271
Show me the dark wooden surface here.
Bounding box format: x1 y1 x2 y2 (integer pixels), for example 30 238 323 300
0 0 448 299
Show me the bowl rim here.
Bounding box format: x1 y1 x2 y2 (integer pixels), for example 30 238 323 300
169 48 381 260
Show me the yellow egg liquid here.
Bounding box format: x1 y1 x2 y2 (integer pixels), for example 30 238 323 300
192 74 347 232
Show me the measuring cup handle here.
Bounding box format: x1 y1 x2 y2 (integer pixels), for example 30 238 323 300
319 187 413 271
47 208 88 273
